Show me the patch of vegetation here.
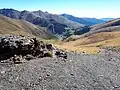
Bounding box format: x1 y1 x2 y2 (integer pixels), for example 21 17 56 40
44 51 53 57
63 28 74 38
63 26 90 40
96 44 103 47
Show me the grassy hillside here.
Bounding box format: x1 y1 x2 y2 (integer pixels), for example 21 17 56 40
57 31 120 54
0 15 54 39
60 18 120 54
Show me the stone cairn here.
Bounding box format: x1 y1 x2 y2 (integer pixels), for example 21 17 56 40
0 35 67 63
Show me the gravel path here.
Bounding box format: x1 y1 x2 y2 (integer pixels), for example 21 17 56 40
1 50 120 90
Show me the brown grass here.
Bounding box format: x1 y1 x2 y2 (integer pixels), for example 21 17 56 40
56 31 120 54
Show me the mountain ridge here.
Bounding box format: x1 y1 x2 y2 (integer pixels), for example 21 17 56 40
0 8 84 34
100 18 115 21
61 14 106 25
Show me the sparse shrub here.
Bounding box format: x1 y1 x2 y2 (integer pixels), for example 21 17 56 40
44 51 53 57
96 44 103 47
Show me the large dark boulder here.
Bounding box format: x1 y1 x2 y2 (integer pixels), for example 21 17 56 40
0 35 35 60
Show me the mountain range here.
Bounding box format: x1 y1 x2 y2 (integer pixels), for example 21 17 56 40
61 14 106 25
0 8 118 41
100 18 115 21
0 9 84 35
0 8 114 36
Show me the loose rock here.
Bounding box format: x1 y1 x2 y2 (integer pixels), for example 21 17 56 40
0 35 67 63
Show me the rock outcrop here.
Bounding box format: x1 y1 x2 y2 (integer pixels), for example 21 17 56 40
0 35 67 63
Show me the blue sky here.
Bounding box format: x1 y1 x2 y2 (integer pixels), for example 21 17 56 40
0 0 120 18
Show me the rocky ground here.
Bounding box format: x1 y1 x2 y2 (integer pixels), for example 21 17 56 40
0 49 120 90
0 35 120 90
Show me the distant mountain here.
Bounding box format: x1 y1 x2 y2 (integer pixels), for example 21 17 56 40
61 14 105 25
78 18 120 38
82 18 105 25
0 9 83 34
66 18 120 41
91 18 120 31
0 15 54 39
100 18 115 21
